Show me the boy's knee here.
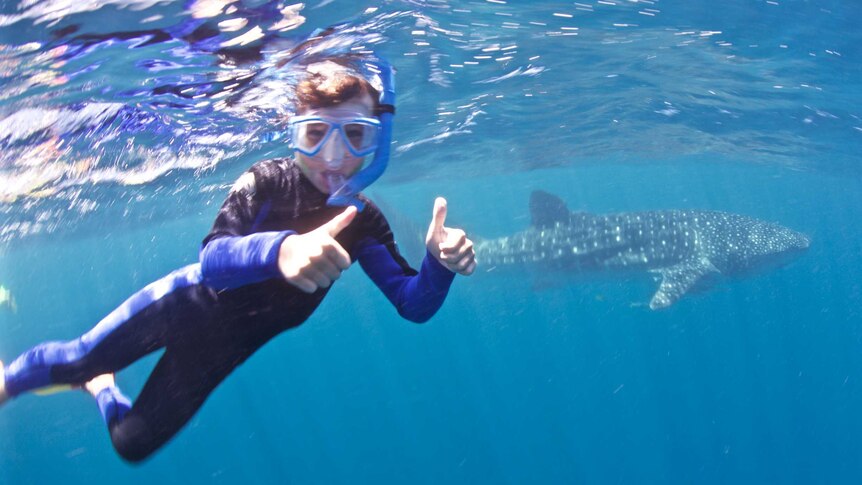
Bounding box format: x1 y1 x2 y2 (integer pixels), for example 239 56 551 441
110 416 159 464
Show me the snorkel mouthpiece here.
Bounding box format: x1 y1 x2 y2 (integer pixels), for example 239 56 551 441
326 57 395 210
326 172 347 194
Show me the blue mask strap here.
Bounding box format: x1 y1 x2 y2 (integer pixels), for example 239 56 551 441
327 57 395 210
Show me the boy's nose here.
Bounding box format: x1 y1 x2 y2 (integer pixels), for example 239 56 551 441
319 133 348 169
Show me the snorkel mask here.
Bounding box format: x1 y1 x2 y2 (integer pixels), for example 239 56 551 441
288 57 395 210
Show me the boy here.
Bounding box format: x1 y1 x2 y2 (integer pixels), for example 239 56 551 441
0 57 475 462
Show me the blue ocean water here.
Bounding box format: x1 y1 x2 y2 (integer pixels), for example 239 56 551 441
1 0 861 483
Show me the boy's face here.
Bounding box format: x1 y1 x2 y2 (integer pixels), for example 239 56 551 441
294 93 376 194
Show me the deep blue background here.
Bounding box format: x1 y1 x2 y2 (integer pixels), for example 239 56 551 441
3 160 860 484
2 0 862 483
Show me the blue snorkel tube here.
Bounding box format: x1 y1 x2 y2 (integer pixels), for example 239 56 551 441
326 57 395 210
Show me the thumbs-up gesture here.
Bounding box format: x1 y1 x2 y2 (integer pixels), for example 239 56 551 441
426 197 477 276
278 206 357 293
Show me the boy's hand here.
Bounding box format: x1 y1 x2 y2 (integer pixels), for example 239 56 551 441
278 206 357 293
426 197 477 276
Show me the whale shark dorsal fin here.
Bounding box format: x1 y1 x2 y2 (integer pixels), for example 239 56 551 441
649 257 719 309
530 190 571 228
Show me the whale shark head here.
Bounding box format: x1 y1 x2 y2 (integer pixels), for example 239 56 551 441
709 217 810 277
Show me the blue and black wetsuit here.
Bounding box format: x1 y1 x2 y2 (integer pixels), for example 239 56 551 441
2 158 455 462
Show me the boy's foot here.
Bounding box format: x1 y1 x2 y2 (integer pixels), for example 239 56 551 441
0 361 8 406
83 373 115 398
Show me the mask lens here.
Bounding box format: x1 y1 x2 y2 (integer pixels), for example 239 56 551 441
295 120 332 153
290 116 379 157
343 122 379 153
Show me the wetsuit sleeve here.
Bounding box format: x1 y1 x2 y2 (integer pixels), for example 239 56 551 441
199 165 293 290
355 206 455 323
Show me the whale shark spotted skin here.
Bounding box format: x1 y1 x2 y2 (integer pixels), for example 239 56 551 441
475 191 810 309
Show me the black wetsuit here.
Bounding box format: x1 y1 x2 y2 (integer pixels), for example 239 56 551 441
2 158 454 462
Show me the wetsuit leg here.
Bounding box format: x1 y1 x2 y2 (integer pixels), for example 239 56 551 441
2 264 203 398
107 339 256 463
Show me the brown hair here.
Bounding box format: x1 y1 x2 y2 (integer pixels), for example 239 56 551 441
295 60 379 113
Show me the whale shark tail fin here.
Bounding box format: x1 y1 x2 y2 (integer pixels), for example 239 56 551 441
649 257 719 309
530 190 570 228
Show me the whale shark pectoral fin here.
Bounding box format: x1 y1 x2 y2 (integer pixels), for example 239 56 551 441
649 258 719 310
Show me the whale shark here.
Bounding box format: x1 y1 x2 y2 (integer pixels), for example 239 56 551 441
475 191 810 309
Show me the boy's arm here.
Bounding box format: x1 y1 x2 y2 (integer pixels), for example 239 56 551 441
357 241 456 323
355 200 457 323
200 166 294 290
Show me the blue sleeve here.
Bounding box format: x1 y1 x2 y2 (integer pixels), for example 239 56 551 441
357 240 455 323
199 231 294 290
200 161 298 290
